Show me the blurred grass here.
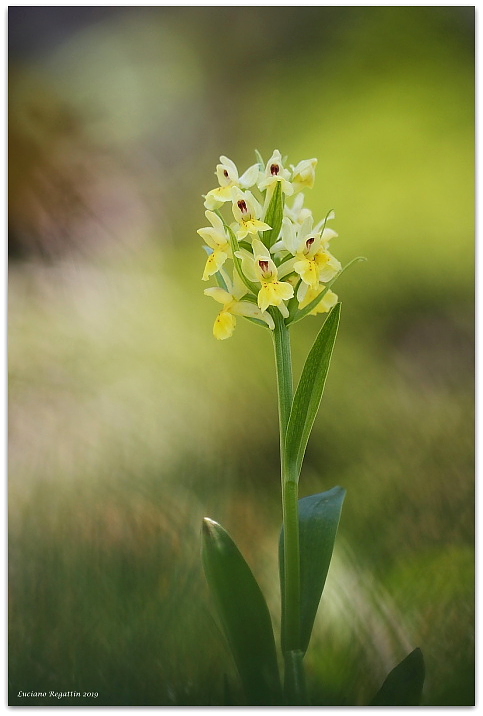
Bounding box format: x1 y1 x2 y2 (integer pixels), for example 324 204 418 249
9 6 474 706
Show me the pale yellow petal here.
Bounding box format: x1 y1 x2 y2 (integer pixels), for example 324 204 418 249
317 254 342 282
262 310 275 330
297 280 309 303
219 156 238 175
257 284 272 312
298 286 338 315
230 269 249 301
273 281 294 302
205 186 234 209
258 281 293 311
294 257 319 287
277 302 289 318
234 248 259 283
277 256 297 279
239 163 259 188
204 287 233 305
213 311 236 340
246 219 272 234
281 217 297 254
230 301 264 320
312 289 338 315
235 225 250 240
281 178 294 196
205 210 225 233
252 237 271 259
202 250 228 281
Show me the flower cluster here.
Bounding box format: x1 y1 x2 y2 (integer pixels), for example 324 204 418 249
198 150 341 339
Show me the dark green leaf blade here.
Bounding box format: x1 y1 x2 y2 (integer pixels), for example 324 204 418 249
285 303 341 481
202 518 282 705
279 487 346 654
261 181 283 248
369 648 425 706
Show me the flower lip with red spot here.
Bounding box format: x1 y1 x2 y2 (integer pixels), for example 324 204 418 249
258 260 271 278
203 155 259 210
231 188 272 239
258 150 293 196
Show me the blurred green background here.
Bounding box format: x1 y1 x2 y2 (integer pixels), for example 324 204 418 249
8 7 474 706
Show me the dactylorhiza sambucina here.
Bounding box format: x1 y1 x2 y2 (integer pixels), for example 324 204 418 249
198 150 341 340
197 153 423 707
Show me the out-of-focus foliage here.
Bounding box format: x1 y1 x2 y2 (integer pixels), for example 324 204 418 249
9 7 474 706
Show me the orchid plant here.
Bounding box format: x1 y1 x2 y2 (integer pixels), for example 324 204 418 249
197 150 424 706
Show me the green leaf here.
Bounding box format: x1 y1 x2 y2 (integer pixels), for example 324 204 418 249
261 181 284 248
369 648 425 706
279 487 346 654
285 303 341 481
201 518 282 705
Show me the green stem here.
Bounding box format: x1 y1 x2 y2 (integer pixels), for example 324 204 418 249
284 650 309 706
272 309 293 438
271 309 307 704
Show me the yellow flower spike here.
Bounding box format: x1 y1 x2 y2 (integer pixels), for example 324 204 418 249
200 149 346 337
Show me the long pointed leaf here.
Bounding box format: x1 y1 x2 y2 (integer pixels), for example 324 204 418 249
280 487 346 654
285 303 341 481
261 181 283 248
201 518 282 705
369 648 425 706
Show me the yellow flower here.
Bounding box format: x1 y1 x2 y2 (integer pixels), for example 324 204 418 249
236 238 294 314
290 157 317 193
231 188 271 240
258 149 294 196
258 281 294 313
197 211 230 281
298 285 338 315
204 156 259 210
293 251 341 289
204 284 275 340
284 193 313 225
274 216 341 288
